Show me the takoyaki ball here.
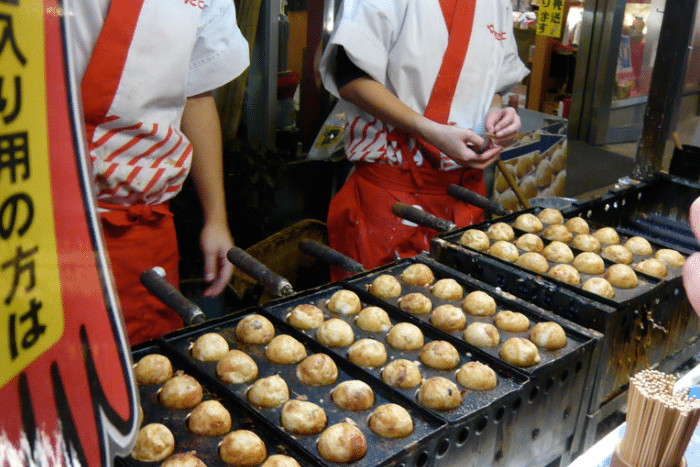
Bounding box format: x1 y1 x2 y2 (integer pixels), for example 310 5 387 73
624 236 653 256
488 240 520 262
354 306 392 333
131 423 175 462
520 175 538 199
537 208 564 225
593 227 620 245
326 289 362 315
280 400 327 435
368 274 402 299
514 213 543 233
572 252 605 275
261 455 302 467
247 374 289 408
464 322 500 347
547 264 581 286
550 146 567 172
542 224 573 243
430 278 464 300
515 233 544 252
635 258 668 279
216 350 259 384
487 222 516 242
316 318 354 347
287 304 324 330
420 340 460 370
459 229 491 252
655 248 685 268
219 430 267 467
159 374 203 409
543 241 574 263
499 337 541 367
604 264 638 289
397 292 433 315
296 353 338 386
236 314 275 345
456 361 498 391
493 310 530 333
601 244 634 265
570 234 601 253
516 252 550 274
530 322 567 350
317 423 367 464
369 404 414 439
386 322 424 351
516 154 534 178
418 376 463 411
536 159 553 188
187 400 232 437
381 359 422 389
462 290 497 317
191 333 229 362
347 338 387 368
495 169 510 193
331 380 375 411
161 453 207 467
400 263 435 286
430 304 467 332
134 354 172 385
565 217 590 235
498 190 520 213
582 277 615 299
265 334 307 364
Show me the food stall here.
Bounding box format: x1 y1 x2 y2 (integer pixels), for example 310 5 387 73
3 1 700 467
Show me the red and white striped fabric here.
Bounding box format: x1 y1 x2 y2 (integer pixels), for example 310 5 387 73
68 0 249 207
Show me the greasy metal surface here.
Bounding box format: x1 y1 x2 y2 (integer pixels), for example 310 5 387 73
118 343 325 467
160 310 447 467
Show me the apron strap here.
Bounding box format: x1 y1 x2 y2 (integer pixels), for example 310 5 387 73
81 0 146 142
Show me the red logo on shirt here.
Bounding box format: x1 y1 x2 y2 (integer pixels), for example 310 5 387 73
185 0 205 9
487 24 507 41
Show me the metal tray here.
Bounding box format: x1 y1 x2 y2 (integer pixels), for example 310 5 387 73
341 255 602 467
117 342 324 467
159 309 447 467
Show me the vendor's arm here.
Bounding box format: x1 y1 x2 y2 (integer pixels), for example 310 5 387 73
484 94 521 148
181 91 234 297
338 76 500 170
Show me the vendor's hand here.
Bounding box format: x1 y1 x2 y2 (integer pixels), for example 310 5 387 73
485 106 521 148
425 123 501 169
200 221 235 297
683 196 700 315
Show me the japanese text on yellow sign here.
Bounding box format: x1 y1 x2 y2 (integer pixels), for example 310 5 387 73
537 0 565 38
1 0 64 387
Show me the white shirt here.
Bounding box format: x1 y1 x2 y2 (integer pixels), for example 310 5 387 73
320 0 529 170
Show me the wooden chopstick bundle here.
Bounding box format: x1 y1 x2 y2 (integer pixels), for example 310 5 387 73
618 370 700 467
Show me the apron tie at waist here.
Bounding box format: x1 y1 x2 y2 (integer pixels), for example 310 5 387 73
98 201 173 227
354 162 481 195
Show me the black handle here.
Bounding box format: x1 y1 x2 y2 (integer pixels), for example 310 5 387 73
139 268 206 326
447 183 510 216
226 247 294 297
299 239 366 274
391 202 457 232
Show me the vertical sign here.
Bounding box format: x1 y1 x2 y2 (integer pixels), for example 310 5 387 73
0 1 139 466
537 0 565 38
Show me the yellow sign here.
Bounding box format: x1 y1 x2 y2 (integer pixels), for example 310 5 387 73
536 0 565 38
1 0 64 386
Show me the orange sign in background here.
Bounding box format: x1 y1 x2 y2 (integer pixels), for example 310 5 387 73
1 1 138 465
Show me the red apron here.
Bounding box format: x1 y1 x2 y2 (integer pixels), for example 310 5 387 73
327 0 483 280
99 203 183 345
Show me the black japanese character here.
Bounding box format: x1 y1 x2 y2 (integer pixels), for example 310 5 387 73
2 244 38 305
0 14 27 66
0 76 21 124
0 192 33 239
0 131 29 183
8 298 46 360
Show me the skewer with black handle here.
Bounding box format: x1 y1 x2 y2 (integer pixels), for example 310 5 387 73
226 247 295 297
299 239 366 274
140 267 206 326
